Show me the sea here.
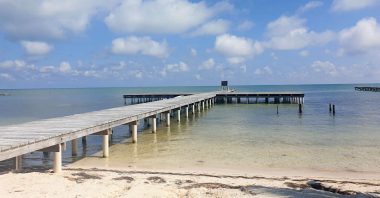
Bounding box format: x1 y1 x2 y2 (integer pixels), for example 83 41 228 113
1 84 380 175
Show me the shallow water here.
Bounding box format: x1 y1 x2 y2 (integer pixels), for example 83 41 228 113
1 84 380 174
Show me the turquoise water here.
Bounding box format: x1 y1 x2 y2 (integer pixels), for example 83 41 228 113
1 84 380 173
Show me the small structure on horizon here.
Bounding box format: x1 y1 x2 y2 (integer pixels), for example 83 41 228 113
221 81 229 91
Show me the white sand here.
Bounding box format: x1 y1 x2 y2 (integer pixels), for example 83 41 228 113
1 166 379 198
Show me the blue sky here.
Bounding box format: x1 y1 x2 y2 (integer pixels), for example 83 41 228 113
0 0 380 88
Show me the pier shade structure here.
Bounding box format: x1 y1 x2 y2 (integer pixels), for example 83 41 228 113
0 88 304 173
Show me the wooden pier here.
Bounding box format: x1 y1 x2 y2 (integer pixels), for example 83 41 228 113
0 92 217 173
355 87 380 92
0 89 304 173
124 91 305 105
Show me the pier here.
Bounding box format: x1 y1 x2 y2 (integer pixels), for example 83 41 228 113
124 92 305 105
0 87 304 173
0 92 217 173
355 86 380 92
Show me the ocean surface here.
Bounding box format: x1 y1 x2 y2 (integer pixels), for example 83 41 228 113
1 84 380 174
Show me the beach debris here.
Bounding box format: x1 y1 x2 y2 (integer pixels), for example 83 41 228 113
306 180 357 196
147 176 166 183
182 183 256 195
67 172 102 183
112 176 134 183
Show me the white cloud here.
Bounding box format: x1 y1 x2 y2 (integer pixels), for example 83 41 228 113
0 59 35 71
199 58 215 70
338 17 380 55
130 70 143 78
160 61 189 76
111 36 169 58
215 34 263 63
21 41 53 55
237 20 254 31
254 66 272 75
59 62 72 73
299 50 310 57
190 48 197 56
0 73 15 81
190 19 229 36
0 0 113 40
298 1 323 13
195 74 201 80
331 0 378 11
227 57 246 65
105 0 232 34
265 16 335 50
311 61 338 76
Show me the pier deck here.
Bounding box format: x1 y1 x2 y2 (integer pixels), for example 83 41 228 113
124 91 305 104
0 92 217 172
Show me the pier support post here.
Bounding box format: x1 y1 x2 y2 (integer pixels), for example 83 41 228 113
198 102 201 112
202 101 205 111
298 104 303 114
103 132 109 158
53 144 62 173
71 139 78 156
333 105 336 115
14 155 22 171
192 104 195 114
166 111 171 127
151 115 157 133
185 106 189 118
131 121 138 143
177 108 181 122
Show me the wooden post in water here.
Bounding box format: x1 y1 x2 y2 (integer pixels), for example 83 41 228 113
298 104 303 114
177 108 181 122
185 106 189 118
15 155 22 171
192 104 195 114
151 115 157 133
71 139 78 156
332 104 336 115
277 106 279 115
166 111 171 126
329 104 332 113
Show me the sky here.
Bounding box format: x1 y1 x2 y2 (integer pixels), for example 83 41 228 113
0 0 380 88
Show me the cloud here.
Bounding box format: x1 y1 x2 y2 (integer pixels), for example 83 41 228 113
111 36 169 58
190 19 229 36
254 66 272 75
160 61 189 76
0 0 113 40
215 34 263 63
105 0 232 34
298 1 323 13
265 16 335 50
311 61 338 76
237 20 254 31
0 59 35 71
0 73 15 81
299 50 309 57
338 17 380 55
190 48 197 56
21 41 53 55
331 0 378 11
199 58 215 70
195 74 201 80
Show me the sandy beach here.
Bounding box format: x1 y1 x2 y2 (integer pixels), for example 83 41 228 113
1 165 380 197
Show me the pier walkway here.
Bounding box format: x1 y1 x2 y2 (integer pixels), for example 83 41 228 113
1 90 304 173
0 92 217 173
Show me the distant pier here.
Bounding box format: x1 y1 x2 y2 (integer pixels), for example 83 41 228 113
355 87 380 92
124 91 305 105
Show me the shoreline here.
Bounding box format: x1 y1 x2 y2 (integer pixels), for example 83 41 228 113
1 166 379 197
